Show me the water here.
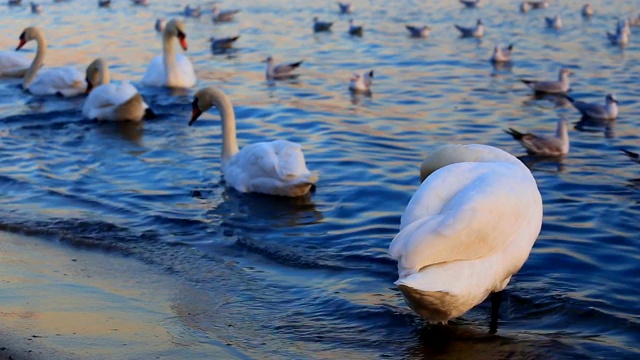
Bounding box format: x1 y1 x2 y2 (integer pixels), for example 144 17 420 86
1 0 640 358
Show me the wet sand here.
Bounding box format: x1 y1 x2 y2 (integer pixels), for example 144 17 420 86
0 231 242 360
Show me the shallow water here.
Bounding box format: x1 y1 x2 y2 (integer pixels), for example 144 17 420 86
1 0 640 358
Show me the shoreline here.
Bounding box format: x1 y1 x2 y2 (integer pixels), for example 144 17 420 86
0 230 242 360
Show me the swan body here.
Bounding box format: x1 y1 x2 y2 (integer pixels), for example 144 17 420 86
83 58 151 122
142 19 196 88
389 144 542 323
189 87 318 197
17 27 85 97
0 51 31 78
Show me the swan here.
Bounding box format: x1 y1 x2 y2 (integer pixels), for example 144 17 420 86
188 86 318 197
389 144 543 324
16 27 85 97
142 19 196 88
0 50 31 78
83 58 153 122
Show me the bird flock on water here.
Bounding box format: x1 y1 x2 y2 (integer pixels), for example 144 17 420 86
1 0 639 332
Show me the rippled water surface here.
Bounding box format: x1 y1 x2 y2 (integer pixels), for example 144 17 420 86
2 0 640 358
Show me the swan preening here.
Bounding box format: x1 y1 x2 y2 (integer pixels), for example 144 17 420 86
83 58 153 122
389 144 542 324
16 26 85 97
188 87 318 197
142 19 197 88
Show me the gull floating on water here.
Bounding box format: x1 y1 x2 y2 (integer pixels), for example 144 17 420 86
490 44 513 63
505 118 570 156
30 2 41 13
184 5 201 18
566 94 618 120
545 15 562 29
459 0 481 8
337 2 353 14
629 15 640 27
98 0 110 7
262 56 303 80
348 19 363 36
528 0 549 9
521 68 573 94
210 36 240 51
607 29 629 46
617 19 631 36
520 1 531 13
313 17 333 32
349 70 374 93
8 0 21 5
406 25 431 38
155 18 166 33
454 19 484 38
213 4 240 23
582 4 593 17
131 0 148 5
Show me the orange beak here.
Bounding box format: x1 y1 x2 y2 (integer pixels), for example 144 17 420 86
16 38 26 51
179 37 188 51
189 108 201 126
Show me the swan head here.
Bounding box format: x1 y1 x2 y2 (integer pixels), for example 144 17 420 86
189 86 233 126
164 19 188 51
16 26 41 50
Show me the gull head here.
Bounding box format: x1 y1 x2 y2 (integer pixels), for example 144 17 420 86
477 19 483 26
261 56 273 64
606 94 619 105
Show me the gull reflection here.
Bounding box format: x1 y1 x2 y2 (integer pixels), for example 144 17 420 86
574 116 616 138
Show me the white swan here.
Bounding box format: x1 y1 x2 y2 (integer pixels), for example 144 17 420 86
142 19 196 88
0 50 31 78
389 144 542 324
83 58 152 122
17 27 85 96
188 86 318 197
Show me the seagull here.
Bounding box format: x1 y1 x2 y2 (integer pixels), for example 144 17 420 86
213 4 240 23
349 70 374 93
130 0 149 5
406 25 431 38
528 0 549 9
459 0 481 8
617 19 631 36
565 94 619 120
262 56 303 80
30 2 41 13
520 1 531 13
621 149 640 164
521 68 573 94
607 29 629 46
184 5 201 17
337 2 354 14
545 15 562 29
490 44 513 63
313 17 333 32
210 36 240 51
155 18 166 33
454 19 484 38
8 0 21 5
348 19 363 36
582 4 593 17
98 0 110 7
504 118 570 156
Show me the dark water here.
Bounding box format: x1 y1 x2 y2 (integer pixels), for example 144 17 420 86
1 0 640 358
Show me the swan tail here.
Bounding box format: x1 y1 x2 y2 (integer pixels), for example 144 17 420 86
114 93 146 121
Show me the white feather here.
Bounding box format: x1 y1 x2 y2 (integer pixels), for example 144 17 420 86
0 51 31 78
82 81 148 121
142 54 196 88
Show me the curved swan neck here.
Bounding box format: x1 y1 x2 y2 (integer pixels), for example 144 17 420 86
209 91 239 165
162 32 177 80
97 60 110 86
23 30 47 89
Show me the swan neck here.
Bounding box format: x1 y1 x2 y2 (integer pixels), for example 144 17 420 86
162 33 177 81
214 94 239 165
98 60 110 86
23 32 47 89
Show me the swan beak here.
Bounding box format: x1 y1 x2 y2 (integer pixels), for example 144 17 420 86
16 39 26 51
189 98 201 126
179 38 188 51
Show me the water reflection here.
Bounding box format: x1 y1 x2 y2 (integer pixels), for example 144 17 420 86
574 117 616 138
95 120 144 144
519 154 566 173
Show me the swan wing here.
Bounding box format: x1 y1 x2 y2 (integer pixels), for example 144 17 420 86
0 51 31 77
142 55 166 87
142 54 196 88
28 66 85 96
389 161 541 277
82 82 141 120
174 54 197 88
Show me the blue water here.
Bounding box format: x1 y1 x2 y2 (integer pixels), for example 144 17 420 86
1 0 640 358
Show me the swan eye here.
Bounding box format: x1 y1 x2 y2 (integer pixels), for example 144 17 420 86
177 30 186 40
19 32 26 40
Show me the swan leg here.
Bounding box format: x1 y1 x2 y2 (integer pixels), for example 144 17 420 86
489 291 502 334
